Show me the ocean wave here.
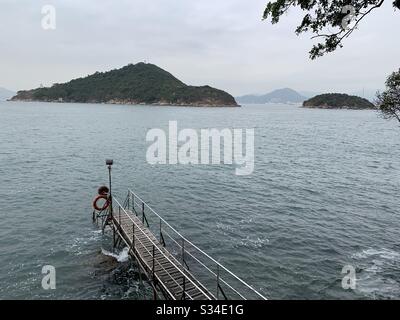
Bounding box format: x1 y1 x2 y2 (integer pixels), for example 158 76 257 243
351 248 400 299
352 248 400 261
66 230 103 256
101 247 130 263
235 235 270 249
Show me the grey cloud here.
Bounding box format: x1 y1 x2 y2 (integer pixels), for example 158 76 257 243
0 0 399 96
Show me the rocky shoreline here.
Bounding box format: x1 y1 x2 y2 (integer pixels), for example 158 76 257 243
10 98 240 108
301 105 376 110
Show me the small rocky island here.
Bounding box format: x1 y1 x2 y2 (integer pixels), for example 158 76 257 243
11 63 238 107
303 93 375 110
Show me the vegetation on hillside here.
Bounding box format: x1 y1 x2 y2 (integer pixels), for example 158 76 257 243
303 93 375 109
12 63 237 107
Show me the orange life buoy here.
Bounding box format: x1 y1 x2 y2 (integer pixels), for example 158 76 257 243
93 195 110 211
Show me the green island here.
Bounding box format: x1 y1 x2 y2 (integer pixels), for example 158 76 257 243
11 63 238 107
303 93 376 110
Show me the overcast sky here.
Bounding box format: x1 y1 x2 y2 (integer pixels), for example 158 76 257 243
0 0 399 97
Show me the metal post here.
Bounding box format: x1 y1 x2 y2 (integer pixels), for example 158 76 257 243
118 206 121 225
106 160 113 218
132 194 136 215
181 238 185 267
159 220 162 242
152 245 157 300
142 202 145 224
113 226 116 249
217 265 220 300
108 165 112 197
152 245 155 280
182 277 186 300
132 223 135 248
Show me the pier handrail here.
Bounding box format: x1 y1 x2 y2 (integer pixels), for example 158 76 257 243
160 229 245 299
127 189 267 300
113 198 213 300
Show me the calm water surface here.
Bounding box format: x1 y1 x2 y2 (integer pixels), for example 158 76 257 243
0 101 399 299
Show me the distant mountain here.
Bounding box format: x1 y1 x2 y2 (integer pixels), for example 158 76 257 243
0 87 15 101
303 93 375 110
11 63 238 107
236 88 307 104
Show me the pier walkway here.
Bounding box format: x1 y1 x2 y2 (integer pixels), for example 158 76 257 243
94 190 267 300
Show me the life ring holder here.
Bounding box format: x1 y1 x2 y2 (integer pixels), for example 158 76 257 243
93 185 111 211
93 195 110 211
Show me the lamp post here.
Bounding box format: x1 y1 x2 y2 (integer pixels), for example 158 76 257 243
106 159 113 216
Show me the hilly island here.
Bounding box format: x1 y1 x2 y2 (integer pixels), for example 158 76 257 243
303 93 375 110
11 63 238 107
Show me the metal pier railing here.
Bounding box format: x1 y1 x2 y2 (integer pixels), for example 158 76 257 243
107 189 267 300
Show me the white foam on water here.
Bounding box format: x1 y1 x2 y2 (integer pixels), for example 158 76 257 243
215 222 235 234
351 248 400 299
67 230 103 256
352 248 400 260
101 247 130 263
236 235 270 249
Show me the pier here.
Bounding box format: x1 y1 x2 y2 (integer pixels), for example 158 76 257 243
93 162 266 300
